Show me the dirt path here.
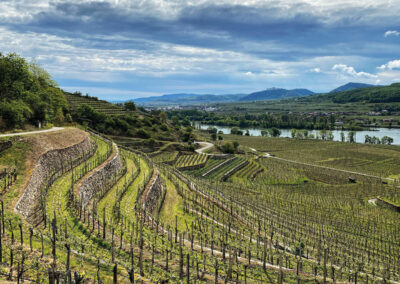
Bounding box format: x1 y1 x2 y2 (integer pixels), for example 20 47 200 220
0 127 64 137
194 141 214 154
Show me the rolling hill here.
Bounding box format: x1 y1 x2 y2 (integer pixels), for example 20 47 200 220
302 83 400 103
239 87 314 101
133 93 246 106
330 82 376 93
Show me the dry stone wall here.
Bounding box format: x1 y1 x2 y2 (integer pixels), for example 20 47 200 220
15 136 94 218
144 174 163 214
79 143 122 207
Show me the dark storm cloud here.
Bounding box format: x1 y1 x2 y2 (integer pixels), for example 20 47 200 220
2 1 336 59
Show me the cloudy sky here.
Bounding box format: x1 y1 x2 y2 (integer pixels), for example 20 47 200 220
1 0 400 100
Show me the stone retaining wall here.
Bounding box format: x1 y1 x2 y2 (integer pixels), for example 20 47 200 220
144 174 163 214
79 143 122 207
376 197 400 212
15 136 94 218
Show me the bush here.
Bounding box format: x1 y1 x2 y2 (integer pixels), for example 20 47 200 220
137 129 150 139
221 141 235 154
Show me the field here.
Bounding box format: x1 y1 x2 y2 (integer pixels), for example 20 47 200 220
0 128 399 283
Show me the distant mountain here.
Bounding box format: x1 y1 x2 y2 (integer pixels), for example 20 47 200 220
133 93 246 106
300 83 400 104
330 82 375 93
239 88 314 102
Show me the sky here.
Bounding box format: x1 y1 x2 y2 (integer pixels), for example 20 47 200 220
1 0 400 100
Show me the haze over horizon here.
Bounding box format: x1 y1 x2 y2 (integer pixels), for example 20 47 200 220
1 0 400 100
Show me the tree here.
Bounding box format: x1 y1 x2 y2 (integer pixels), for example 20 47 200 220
0 53 68 129
207 127 217 134
347 131 356 143
231 127 243 135
171 116 180 127
365 135 372 144
381 136 394 145
221 141 235 154
159 111 167 123
319 130 327 140
290 129 296 138
211 133 217 141
182 118 191 127
268 127 281 137
327 131 334 141
261 130 268 137
340 132 345 142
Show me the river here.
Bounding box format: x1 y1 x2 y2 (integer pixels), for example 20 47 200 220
197 124 400 145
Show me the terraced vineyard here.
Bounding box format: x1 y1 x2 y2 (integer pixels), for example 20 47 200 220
205 156 246 180
187 157 230 177
175 153 208 169
1 128 400 283
152 151 179 163
65 92 130 116
230 159 264 183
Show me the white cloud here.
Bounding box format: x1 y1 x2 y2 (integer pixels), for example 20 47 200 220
384 30 400 37
332 64 377 78
377 59 400 70
310 67 321 73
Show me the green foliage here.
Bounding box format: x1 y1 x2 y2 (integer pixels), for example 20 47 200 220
0 53 68 129
124 101 136 111
230 127 243 135
268 127 281 137
221 141 235 153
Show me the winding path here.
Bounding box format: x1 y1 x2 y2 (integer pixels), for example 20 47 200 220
0 127 64 137
194 141 214 154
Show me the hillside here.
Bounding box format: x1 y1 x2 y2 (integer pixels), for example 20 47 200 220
0 53 184 143
330 82 376 93
0 53 67 130
132 88 315 106
1 127 399 282
65 92 184 142
238 87 314 101
65 92 130 116
302 83 400 104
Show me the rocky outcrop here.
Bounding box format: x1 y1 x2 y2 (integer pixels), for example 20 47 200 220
15 136 94 219
79 143 122 207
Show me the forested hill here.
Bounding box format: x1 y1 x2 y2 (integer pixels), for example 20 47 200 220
0 53 68 129
0 53 182 142
301 83 400 104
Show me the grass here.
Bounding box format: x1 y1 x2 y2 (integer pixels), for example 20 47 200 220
158 171 196 232
0 137 30 210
